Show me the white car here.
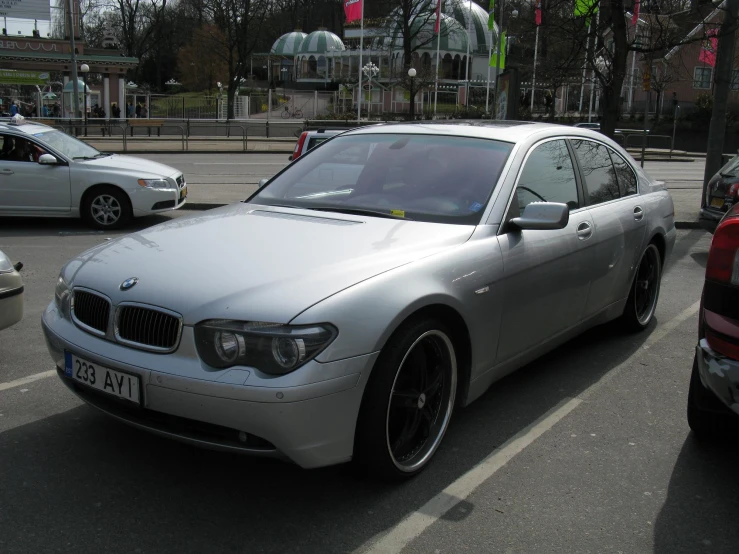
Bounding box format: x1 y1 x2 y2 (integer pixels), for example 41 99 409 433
0 118 187 229
0 249 23 331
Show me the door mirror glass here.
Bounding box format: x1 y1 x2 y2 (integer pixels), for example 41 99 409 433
258 178 269 188
38 153 59 165
510 202 569 231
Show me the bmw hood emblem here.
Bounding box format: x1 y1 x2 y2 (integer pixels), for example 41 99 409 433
120 277 138 291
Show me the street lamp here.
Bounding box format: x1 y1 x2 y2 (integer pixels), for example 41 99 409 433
80 63 89 135
408 67 417 120
362 62 379 116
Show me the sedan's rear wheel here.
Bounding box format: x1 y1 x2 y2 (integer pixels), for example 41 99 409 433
621 243 662 331
355 318 457 480
83 186 132 230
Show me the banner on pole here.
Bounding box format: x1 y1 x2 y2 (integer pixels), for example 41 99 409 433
487 0 495 30
535 0 542 25
631 0 640 24
489 32 506 69
435 0 442 33
698 28 718 67
344 0 363 23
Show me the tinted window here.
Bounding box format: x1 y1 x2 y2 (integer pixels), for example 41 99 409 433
251 134 513 225
571 140 620 205
608 148 638 196
516 139 579 211
307 137 329 150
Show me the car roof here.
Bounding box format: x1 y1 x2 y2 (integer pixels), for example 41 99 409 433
341 120 602 144
0 120 53 135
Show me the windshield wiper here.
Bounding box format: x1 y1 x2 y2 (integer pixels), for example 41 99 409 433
307 206 412 220
94 152 112 158
72 156 96 160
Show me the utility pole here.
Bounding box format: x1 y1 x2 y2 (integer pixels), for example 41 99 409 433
703 0 739 201
67 0 80 119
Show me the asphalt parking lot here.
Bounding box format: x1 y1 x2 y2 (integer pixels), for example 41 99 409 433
1 203 735 553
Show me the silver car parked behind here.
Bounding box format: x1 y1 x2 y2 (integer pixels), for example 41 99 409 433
43 122 676 479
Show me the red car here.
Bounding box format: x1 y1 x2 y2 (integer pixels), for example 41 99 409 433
689 202 739 434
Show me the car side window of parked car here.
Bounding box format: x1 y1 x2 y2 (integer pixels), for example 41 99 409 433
607 148 638 196
515 139 580 212
571 139 620 206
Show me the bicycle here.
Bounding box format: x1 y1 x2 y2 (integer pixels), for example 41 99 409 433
281 105 303 119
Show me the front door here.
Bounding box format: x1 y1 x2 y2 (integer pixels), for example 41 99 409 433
0 134 71 213
496 138 596 362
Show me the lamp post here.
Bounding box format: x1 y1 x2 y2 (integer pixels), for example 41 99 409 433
408 67 417 120
362 62 379 117
670 94 679 158
80 63 89 135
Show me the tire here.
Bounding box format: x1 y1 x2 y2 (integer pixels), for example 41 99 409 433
82 186 132 230
687 354 739 438
621 243 662 332
354 318 458 480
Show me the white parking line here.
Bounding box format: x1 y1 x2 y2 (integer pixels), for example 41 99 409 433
357 300 701 554
0 370 56 393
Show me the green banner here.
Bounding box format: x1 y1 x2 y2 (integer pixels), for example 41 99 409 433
0 69 50 85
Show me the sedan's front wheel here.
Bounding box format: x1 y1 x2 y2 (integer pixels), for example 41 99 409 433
83 186 132 230
355 318 457 480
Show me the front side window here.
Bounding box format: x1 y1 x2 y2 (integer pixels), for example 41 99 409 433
694 67 712 89
0 134 49 163
515 139 580 211
250 134 514 225
571 139 620 205
608 148 638 196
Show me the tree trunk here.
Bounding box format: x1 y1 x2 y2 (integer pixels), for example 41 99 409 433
703 0 739 201
600 0 628 138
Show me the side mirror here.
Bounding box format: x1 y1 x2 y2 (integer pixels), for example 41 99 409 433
509 202 569 231
258 178 269 188
38 153 59 165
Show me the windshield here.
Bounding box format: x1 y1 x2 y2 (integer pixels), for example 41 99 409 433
250 133 513 225
31 129 101 159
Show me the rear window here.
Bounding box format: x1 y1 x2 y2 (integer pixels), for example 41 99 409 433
250 133 513 225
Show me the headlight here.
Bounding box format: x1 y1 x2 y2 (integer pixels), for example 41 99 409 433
54 275 72 318
0 251 12 273
138 178 174 189
194 320 337 374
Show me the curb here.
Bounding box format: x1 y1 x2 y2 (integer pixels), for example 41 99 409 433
181 203 705 230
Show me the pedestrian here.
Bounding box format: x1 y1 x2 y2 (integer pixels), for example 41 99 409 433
42 104 49 117
140 103 148 118
52 103 60 117
111 103 121 119
135 102 141 118
9 101 18 116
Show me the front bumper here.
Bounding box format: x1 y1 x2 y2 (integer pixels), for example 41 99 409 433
695 338 739 417
0 285 23 331
43 306 375 469
130 184 187 216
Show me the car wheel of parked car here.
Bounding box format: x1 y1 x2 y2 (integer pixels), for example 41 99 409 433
355 318 458 480
621 243 662 331
83 186 132 230
687 354 738 438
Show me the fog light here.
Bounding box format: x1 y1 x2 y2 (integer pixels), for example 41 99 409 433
272 337 306 369
214 332 244 363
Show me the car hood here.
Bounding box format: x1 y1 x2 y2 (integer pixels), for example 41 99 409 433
77 154 179 178
63 203 474 324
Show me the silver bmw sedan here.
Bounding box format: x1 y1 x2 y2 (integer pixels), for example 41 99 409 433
43 122 676 479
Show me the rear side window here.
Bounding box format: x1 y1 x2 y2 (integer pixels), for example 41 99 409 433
516 139 580 211
307 137 328 151
608 148 638 196
571 140 620 205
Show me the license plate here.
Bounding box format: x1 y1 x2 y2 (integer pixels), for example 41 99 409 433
711 197 725 208
180 186 188 200
64 352 141 404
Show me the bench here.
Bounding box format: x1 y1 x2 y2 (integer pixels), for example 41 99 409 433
128 119 166 137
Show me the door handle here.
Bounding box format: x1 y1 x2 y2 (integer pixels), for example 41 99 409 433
0 169 13 175
576 222 592 240
634 206 644 221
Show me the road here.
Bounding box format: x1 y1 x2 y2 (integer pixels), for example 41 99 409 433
132 154 707 224
1 206 736 553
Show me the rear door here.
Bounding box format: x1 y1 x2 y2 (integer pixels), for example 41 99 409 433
0 134 71 213
496 138 596 362
570 139 646 317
